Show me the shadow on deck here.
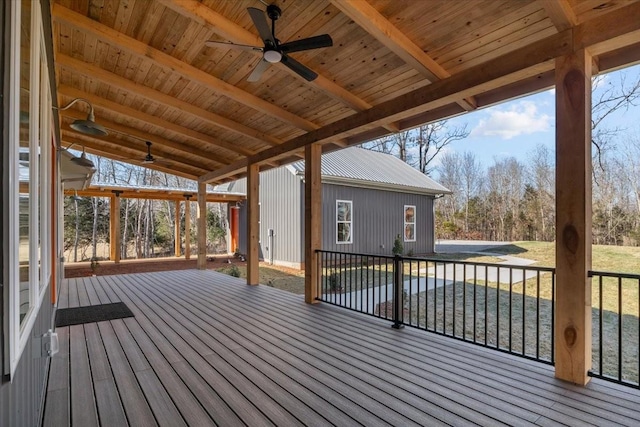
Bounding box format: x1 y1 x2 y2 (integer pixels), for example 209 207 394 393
43 270 640 426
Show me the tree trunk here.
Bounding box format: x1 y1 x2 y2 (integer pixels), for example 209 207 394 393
122 198 130 259
73 197 79 263
91 197 99 259
136 199 144 258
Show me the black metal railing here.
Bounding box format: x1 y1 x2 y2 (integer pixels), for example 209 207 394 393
317 250 397 321
589 270 640 388
317 250 556 364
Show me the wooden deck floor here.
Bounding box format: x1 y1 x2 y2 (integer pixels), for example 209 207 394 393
43 270 640 426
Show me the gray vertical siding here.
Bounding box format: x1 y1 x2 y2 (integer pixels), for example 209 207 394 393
232 169 438 265
0 289 54 427
235 167 304 266
321 184 436 256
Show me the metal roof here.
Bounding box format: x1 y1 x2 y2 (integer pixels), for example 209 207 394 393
289 147 451 196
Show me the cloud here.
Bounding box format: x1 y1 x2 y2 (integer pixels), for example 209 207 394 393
471 101 552 140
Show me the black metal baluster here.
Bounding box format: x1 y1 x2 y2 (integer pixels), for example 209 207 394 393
442 261 446 333
618 276 623 382
474 264 477 343
551 273 555 364
522 269 526 356
509 268 513 352
453 263 457 336
434 261 438 332
484 264 488 346
409 259 413 325
497 266 501 349
536 271 540 360
463 263 467 340
599 275 603 376
418 260 421 329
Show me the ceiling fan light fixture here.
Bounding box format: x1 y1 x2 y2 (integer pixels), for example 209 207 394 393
264 49 282 63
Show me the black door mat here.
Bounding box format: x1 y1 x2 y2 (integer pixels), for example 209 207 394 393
55 302 134 327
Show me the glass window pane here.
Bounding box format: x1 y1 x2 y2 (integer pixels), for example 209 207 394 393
38 50 48 289
405 206 415 223
19 0 32 325
404 224 415 241
338 223 351 243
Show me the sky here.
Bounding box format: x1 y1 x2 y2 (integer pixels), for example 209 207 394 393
433 63 640 169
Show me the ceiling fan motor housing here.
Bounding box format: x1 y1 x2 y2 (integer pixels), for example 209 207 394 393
266 4 282 21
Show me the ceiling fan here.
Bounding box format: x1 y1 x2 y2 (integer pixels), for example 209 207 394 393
205 4 333 82
140 141 171 166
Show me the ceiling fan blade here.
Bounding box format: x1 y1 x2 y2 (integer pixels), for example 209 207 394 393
279 34 333 54
247 7 276 46
280 54 318 82
247 59 271 82
205 40 263 52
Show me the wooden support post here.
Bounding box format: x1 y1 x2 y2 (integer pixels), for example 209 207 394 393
247 163 260 285
109 193 121 263
174 200 181 257
185 196 191 260
555 48 592 385
197 182 207 269
304 143 322 303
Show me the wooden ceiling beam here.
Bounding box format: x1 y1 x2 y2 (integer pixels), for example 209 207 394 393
65 188 244 203
331 0 477 112
540 0 578 32
58 85 249 160
61 129 214 170
59 109 226 168
200 1 640 184
56 54 282 148
160 0 400 133
52 3 319 132
61 134 202 179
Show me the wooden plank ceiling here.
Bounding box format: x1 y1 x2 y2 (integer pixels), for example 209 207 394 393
51 0 640 183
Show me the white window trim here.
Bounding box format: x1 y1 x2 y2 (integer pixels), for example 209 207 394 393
7 0 21 378
39 36 51 298
336 200 353 244
404 205 416 243
7 1 50 378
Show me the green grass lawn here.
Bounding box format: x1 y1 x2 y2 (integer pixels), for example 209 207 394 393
484 241 640 274
216 264 306 294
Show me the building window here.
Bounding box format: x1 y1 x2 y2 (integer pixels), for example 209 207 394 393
6 0 52 377
336 200 352 244
404 205 416 242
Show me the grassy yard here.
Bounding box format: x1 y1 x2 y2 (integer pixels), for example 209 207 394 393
484 241 640 273
215 263 306 294
431 242 640 383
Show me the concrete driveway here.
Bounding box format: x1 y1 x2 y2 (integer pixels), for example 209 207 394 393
435 239 514 254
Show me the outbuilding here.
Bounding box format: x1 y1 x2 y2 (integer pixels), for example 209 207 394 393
224 147 450 268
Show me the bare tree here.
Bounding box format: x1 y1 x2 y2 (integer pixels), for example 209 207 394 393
364 120 469 173
620 135 640 218
591 72 640 173
414 121 469 175
526 144 555 241
459 152 483 233
436 151 462 234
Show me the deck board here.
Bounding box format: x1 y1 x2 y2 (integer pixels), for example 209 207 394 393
69 325 99 427
43 270 640 426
